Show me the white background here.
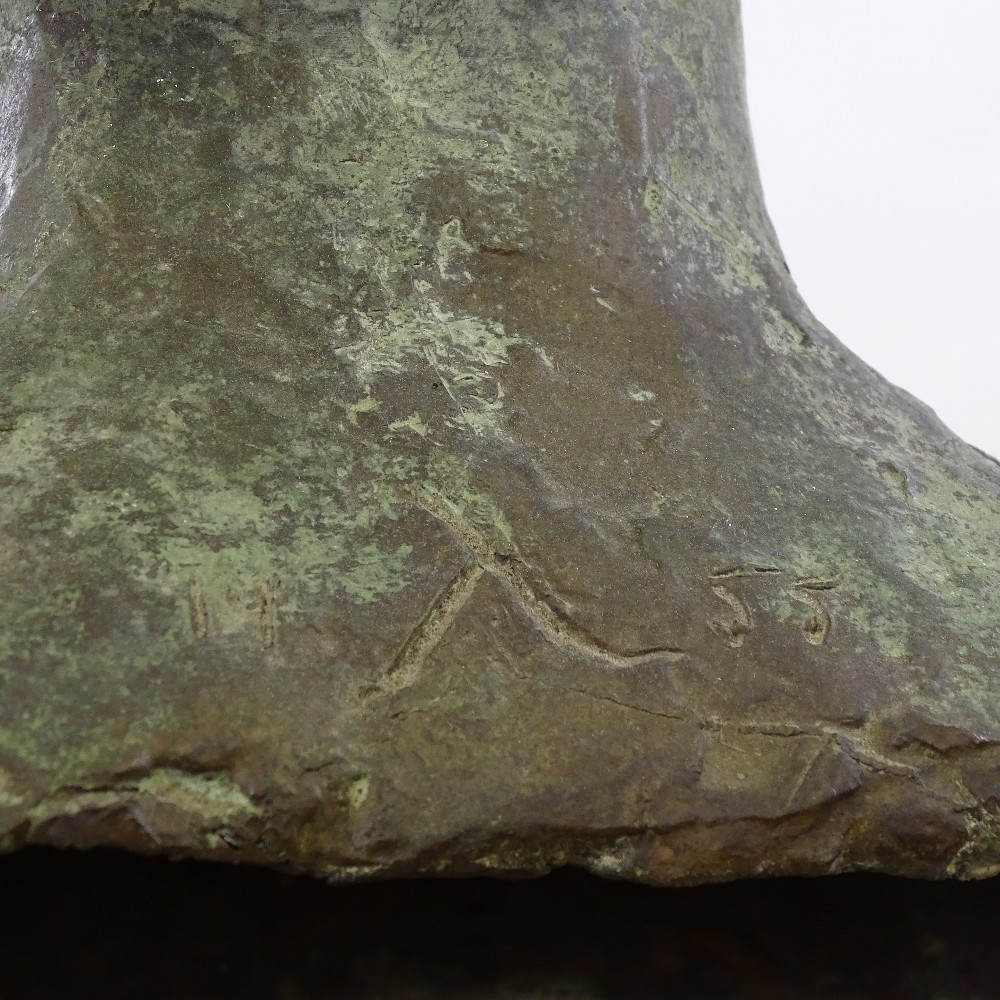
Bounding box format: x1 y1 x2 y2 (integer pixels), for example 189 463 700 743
742 3 999 458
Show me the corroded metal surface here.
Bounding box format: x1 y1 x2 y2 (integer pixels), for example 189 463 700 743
1 0 999 883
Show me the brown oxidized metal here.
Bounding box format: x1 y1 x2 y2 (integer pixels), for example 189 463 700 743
0 0 998 883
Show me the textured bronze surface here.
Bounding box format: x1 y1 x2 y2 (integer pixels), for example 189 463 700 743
1 0 998 883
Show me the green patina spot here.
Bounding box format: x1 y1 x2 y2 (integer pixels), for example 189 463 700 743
950 808 1000 879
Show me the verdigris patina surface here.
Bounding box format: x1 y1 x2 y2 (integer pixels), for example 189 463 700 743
1 0 999 883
